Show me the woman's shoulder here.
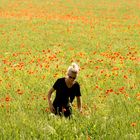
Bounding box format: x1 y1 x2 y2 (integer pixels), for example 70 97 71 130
56 77 65 82
58 77 65 80
74 81 80 86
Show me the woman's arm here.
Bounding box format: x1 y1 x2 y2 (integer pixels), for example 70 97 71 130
47 87 55 113
76 96 82 113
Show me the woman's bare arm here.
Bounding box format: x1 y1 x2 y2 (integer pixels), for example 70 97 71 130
47 87 55 113
76 96 82 113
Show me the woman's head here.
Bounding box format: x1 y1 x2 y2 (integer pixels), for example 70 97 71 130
66 62 80 81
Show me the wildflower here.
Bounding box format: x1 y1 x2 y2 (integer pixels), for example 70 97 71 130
112 67 119 71
69 47 74 50
42 75 46 80
53 73 58 78
119 87 125 92
100 70 104 74
5 96 10 102
124 75 128 79
45 107 49 112
95 66 99 69
131 122 136 127
136 93 140 100
16 89 24 95
42 50 45 53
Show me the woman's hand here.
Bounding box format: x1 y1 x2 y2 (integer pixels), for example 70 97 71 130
78 108 82 113
49 102 55 113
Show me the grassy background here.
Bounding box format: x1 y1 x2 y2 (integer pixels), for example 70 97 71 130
0 0 140 139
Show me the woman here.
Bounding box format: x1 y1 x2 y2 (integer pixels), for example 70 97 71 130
47 62 82 118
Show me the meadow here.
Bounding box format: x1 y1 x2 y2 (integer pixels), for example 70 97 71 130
0 0 140 139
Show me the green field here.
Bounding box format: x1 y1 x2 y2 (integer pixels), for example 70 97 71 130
0 0 140 139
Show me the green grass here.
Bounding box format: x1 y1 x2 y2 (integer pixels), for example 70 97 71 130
0 0 140 139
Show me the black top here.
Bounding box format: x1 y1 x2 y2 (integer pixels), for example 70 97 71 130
53 77 81 107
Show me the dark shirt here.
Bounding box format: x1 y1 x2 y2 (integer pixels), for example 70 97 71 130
53 77 81 108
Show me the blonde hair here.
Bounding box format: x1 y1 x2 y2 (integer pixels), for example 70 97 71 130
67 62 80 74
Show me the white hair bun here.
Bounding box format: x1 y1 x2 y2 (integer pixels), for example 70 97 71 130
67 62 80 73
71 62 79 71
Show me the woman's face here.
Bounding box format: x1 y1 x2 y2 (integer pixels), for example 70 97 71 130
67 71 77 83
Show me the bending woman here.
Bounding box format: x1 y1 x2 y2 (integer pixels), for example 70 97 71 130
47 62 82 118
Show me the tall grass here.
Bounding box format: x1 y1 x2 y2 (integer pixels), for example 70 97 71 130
0 0 140 139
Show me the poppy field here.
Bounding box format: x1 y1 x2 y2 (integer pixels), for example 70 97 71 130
0 0 140 139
